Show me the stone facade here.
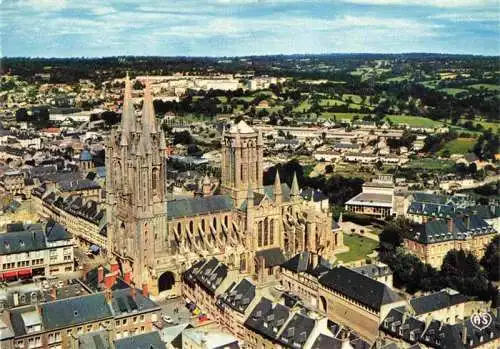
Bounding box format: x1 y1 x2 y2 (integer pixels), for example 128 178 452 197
105 76 343 296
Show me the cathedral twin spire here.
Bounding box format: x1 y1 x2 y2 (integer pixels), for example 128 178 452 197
120 74 162 155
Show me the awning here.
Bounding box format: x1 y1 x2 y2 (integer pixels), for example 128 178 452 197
18 269 32 277
2 271 18 279
90 245 100 253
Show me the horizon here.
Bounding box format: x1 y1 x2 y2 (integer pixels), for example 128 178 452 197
2 52 499 59
1 0 499 57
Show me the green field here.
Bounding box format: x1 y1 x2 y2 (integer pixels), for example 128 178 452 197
319 99 345 107
385 76 409 82
438 88 469 96
342 94 363 104
320 112 369 121
293 100 312 112
335 235 378 263
407 158 455 170
475 120 500 132
438 138 476 155
385 115 443 128
468 84 500 91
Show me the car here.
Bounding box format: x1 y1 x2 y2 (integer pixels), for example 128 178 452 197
162 315 174 324
166 294 177 300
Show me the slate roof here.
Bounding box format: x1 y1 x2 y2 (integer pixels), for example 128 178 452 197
41 293 113 331
408 215 496 244
351 263 392 279
78 330 111 349
281 251 332 278
462 311 500 348
311 334 344 349
244 298 290 341
9 305 38 336
420 320 463 349
319 267 403 312
0 230 47 255
114 331 165 349
83 266 129 292
240 183 292 210
45 221 71 242
410 290 469 316
380 307 426 344
255 248 285 268
111 288 160 317
167 195 233 219
277 313 315 348
217 278 255 314
57 178 101 192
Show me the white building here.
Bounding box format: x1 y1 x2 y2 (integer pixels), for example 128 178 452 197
0 222 74 280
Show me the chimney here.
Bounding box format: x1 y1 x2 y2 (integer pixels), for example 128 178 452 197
447 217 454 233
130 284 136 300
464 215 470 231
310 253 319 269
141 283 149 298
104 288 112 304
50 286 57 301
104 273 116 290
124 271 132 285
97 265 104 285
13 292 19 306
110 260 119 273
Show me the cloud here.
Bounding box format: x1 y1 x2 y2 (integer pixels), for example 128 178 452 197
429 11 499 21
341 0 498 7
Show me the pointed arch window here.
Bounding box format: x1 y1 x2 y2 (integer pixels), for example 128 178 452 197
264 218 269 246
269 219 274 245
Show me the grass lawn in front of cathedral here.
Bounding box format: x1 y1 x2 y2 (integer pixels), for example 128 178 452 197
335 234 378 263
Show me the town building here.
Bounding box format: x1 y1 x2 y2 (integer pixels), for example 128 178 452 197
3 286 160 349
0 222 74 281
404 214 497 269
345 175 395 218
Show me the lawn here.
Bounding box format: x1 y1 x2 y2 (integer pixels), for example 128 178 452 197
293 100 312 113
468 84 500 92
385 115 443 128
438 138 476 155
385 76 409 82
335 235 378 263
319 99 345 107
406 158 455 170
475 120 500 132
342 94 363 104
320 112 369 121
438 88 469 96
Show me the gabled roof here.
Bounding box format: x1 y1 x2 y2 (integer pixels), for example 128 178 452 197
244 297 290 341
41 293 113 331
114 331 165 349
255 248 285 268
319 267 403 312
111 288 160 316
277 313 315 348
218 278 255 314
167 195 233 219
410 290 469 316
281 251 332 277
0 230 47 255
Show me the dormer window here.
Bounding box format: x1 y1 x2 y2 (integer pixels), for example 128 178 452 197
4 241 9 249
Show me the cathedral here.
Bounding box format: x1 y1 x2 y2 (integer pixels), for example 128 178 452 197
106 75 343 295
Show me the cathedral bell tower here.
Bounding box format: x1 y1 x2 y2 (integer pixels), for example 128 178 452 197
106 75 168 288
221 120 264 207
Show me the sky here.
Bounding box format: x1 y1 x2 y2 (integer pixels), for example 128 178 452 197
1 0 499 57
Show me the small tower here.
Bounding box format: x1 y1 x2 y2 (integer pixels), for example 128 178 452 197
77 149 94 172
274 171 282 204
291 172 300 200
202 175 212 197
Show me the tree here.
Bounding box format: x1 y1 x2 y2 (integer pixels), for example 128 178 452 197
481 236 500 281
325 164 334 174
